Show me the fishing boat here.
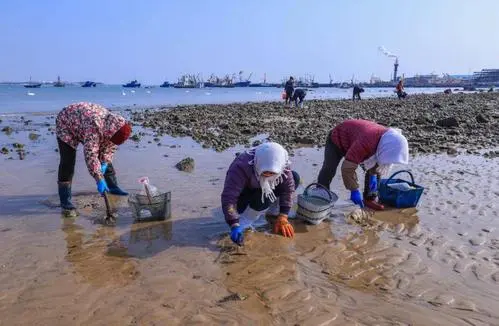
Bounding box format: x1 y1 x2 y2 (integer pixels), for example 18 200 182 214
233 71 252 87
173 74 204 88
296 75 320 88
53 76 65 87
24 76 42 88
233 80 251 87
318 74 335 88
81 81 97 87
249 73 275 87
160 81 171 88
122 80 141 88
204 74 235 88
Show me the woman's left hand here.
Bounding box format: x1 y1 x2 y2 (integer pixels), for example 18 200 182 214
273 214 294 238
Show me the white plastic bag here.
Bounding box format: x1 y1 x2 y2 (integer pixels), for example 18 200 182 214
138 177 160 197
387 182 414 191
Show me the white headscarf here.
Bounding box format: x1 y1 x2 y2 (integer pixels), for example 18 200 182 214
362 128 409 176
250 142 289 203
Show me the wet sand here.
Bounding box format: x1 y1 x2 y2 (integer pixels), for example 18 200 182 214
1 102 499 325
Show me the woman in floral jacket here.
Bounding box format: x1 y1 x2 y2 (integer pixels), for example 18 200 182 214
56 102 132 216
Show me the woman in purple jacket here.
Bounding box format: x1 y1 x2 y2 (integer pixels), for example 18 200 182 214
221 142 300 245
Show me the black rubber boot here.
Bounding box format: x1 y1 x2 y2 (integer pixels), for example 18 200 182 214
58 182 78 217
104 163 128 196
291 170 300 190
363 172 380 201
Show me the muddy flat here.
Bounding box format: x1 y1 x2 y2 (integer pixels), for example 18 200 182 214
1 95 498 325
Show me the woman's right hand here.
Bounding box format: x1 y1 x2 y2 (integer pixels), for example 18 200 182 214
97 178 109 195
350 189 365 208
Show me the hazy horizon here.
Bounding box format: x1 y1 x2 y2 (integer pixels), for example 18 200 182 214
1 0 498 84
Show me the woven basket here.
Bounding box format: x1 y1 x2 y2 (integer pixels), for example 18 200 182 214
296 183 338 224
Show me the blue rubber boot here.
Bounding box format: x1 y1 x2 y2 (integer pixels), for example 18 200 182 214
103 163 128 196
104 172 128 197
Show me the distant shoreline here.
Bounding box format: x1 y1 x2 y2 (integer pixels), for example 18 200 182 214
0 82 494 89
0 87 493 117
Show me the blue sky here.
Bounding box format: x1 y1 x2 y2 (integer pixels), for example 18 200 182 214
1 0 498 84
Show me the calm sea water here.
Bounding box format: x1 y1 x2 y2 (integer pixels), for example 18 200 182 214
0 84 444 115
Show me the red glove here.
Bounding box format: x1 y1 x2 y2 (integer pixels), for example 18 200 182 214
273 214 294 238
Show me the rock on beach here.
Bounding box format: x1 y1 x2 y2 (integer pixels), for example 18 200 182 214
130 93 499 154
176 157 195 172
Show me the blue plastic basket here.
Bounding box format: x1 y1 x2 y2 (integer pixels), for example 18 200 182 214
379 170 424 208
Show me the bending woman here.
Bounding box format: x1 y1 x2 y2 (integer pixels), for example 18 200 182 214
56 102 132 216
317 119 409 210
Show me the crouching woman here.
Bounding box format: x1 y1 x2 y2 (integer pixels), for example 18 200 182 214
221 142 300 245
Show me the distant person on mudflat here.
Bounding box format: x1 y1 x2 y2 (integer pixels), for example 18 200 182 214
292 88 307 108
56 102 132 217
284 76 295 105
352 85 364 101
221 142 301 245
317 119 409 211
396 80 407 99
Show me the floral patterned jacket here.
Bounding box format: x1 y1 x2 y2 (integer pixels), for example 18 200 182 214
56 102 126 181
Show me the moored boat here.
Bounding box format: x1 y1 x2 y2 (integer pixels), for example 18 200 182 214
81 81 97 87
53 76 65 87
123 80 141 88
24 76 41 88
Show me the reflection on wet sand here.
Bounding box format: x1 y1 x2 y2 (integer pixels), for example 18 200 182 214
62 219 139 286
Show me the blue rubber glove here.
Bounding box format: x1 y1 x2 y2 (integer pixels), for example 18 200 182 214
230 225 244 245
369 175 378 193
350 189 365 208
97 179 109 195
100 162 108 175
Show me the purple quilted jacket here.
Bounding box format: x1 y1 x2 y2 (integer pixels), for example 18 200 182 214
221 152 295 226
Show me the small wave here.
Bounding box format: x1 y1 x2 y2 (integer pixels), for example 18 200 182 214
121 91 126 96
205 92 211 96
27 92 35 96
146 90 151 94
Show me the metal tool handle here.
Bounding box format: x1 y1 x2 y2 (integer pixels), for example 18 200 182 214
103 192 112 216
